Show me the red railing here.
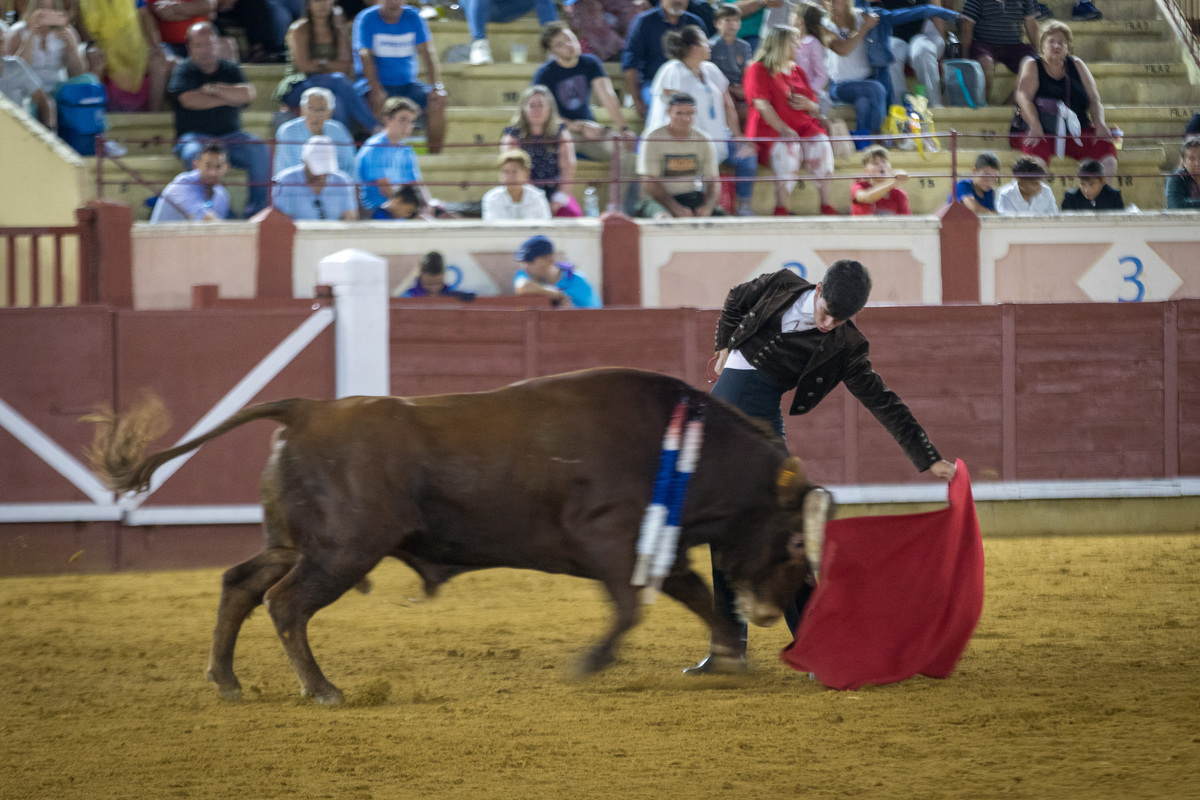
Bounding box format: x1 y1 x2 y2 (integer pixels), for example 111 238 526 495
0 225 89 307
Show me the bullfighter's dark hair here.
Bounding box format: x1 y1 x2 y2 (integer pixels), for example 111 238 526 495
420 251 444 275
1077 158 1105 177
821 259 872 321
664 25 708 62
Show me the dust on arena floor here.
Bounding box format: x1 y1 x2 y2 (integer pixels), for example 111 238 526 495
1 532 1197 800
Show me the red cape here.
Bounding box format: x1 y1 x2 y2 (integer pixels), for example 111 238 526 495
781 459 984 690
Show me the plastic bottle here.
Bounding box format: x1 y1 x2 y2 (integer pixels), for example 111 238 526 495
583 185 600 217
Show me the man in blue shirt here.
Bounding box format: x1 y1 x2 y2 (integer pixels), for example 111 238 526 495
512 235 602 308
622 0 704 119
150 142 231 223
353 0 448 153
272 136 360 221
354 96 430 212
273 87 356 177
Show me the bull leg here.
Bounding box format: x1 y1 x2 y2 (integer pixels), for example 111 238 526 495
660 569 748 674
206 548 299 700
263 558 366 705
579 579 641 676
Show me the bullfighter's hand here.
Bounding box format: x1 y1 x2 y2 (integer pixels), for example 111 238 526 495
930 460 956 481
714 348 729 375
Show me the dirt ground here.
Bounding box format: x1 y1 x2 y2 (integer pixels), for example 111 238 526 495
2 533 1198 800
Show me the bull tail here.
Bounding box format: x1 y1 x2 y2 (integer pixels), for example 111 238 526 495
84 394 302 495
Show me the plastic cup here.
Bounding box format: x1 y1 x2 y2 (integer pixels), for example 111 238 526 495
511 43 528 64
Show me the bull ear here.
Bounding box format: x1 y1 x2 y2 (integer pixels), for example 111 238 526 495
775 456 808 508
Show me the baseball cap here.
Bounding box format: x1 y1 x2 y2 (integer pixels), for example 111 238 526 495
515 234 554 262
301 136 339 176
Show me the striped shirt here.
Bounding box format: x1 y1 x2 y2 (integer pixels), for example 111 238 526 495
961 0 1035 45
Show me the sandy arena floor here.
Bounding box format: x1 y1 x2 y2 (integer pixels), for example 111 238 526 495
2 533 1198 800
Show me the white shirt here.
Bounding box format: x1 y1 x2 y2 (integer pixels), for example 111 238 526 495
824 9 873 84
646 60 734 161
481 184 553 220
996 181 1060 216
725 287 817 371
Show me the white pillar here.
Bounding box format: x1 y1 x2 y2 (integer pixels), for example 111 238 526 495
317 248 390 398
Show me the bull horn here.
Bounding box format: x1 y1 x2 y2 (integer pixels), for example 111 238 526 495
775 456 808 507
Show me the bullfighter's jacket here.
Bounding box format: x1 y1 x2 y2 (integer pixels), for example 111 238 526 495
715 269 941 471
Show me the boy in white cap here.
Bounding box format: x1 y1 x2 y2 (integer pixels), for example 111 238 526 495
272 136 360 221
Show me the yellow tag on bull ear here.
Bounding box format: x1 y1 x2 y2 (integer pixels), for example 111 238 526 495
776 468 796 494
775 457 808 506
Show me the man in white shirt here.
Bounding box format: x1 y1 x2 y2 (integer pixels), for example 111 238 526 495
481 150 552 220
996 156 1059 216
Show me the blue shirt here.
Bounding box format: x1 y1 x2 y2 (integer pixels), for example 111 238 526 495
352 5 430 87
514 264 602 309
953 178 996 211
355 130 423 210
150 169 230 223
622 7 705 86
273 117 356 177
272 165 359 221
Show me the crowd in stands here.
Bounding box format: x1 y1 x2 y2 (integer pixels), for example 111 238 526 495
4 0 1200 221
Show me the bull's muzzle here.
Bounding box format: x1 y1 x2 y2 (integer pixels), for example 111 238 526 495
734 591 784 628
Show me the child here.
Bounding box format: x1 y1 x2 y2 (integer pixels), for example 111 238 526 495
795 3 830 112
395 251 475 300
709 4 752 123
374 185 424 220
996 156 1059 215
851 145 911 215
951 151 1001 214
1061 158 1125 211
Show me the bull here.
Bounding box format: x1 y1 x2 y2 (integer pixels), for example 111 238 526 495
88 368 831 704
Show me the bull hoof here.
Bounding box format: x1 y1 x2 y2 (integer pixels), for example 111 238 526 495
206 669 243 701
682 653 748 676
303 686 345 706
576 646 615 676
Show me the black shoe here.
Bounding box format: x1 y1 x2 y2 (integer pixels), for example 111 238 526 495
1034 2 1054 20
682 653 748 675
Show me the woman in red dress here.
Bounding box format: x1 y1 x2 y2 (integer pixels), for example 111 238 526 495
744 25 837 216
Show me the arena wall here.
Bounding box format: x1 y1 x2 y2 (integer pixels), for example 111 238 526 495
2 300 1197 575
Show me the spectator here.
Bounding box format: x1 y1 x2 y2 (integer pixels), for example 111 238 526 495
147 0 214 58
272 135 359 220
622 0 704 119
150 140 230 222
274 85 356 176
1061 158 1124 211
352 0 448 153
396 251 475 299
355 95 435 213
214 0 284 63
5 1 87 92
1165 137 1200 210
274 0 377 135
0 52 56 127
482 150 554 220
717 0 776 52
960 0 1038 104
635 91 723 218
996 155 1058 215
646 25 757 216
76 0 176 113
168 21 270 217
464 0 559 66
561 0 641 63
1186 112 1200 137
501 84 581 216
950 150 1000 214
793 3 828 112
877 0 948 107
744 26 836 215
823 0 887 141
851 144 910 215
1011 20 1116 177
513 234 602 308
534 21 638 214
708 4 751 124
373 183 425 219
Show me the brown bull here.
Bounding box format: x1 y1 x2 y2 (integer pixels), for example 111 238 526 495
89 368 830 704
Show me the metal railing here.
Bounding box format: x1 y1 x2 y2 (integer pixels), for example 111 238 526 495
1163 0 1200 74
